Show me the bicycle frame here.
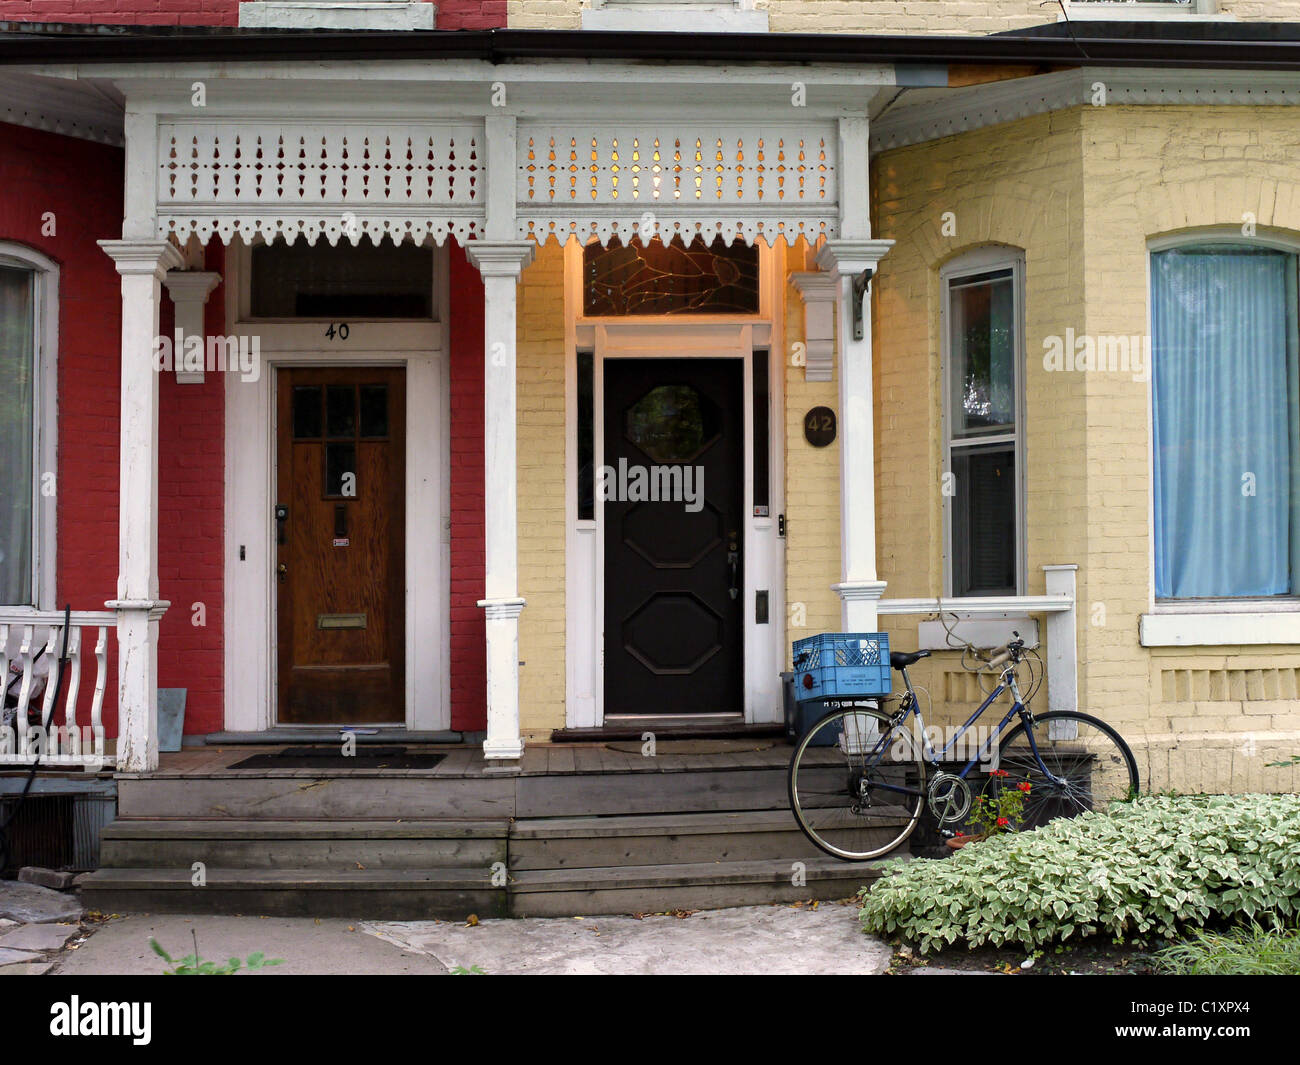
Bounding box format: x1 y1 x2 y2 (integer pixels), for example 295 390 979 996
844 659 1059 801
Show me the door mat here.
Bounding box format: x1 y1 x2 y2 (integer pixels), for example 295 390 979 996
229 746 446 770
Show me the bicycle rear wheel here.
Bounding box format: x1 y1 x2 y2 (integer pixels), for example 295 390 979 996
787 705 925 861
995 710 1139 828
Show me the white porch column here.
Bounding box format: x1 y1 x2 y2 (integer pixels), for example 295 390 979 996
815 239 894 632
467 240 535 761
99 239 183 772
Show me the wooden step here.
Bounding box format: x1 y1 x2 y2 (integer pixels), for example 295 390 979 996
75 867 505 920
100 819 509 870
508 810 909 870
116 775 516 820
509 855 904 917
513 766 790 818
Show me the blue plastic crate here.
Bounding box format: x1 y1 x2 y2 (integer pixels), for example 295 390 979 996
791 632 891 703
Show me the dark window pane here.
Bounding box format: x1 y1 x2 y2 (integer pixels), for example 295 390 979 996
951 445 1016 597
626 384 721 464
577 350 594 521
325 442 357 498
292 386 322 439
250 239 434 319
326 385 356 438
584 237 759 316
752 349 770 513
359 385 389 439
0 265 34 606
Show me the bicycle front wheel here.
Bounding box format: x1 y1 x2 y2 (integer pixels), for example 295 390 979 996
995 711 1139 828
788 705 925 861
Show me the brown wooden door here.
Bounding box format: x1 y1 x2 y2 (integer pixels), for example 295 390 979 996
276 367 406 724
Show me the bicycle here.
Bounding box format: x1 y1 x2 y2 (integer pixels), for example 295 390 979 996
787 633 1140 861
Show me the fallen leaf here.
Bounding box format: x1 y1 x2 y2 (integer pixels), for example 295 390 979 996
466 914 479 926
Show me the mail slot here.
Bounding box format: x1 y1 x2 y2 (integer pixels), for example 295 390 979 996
317 613 367 630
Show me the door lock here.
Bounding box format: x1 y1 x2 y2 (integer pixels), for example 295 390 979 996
277 562 288 584
727 529 740 601
274 503 289 545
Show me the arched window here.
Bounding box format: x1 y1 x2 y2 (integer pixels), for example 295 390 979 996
0 243 57 608
1150 238 1300 599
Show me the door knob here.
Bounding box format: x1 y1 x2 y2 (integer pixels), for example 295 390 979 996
275 503 289 545
277 563 287 585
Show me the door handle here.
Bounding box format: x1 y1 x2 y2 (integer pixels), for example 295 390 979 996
275 503 289 545
727 529 739 601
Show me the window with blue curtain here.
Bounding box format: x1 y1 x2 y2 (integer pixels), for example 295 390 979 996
1151 244 1300 599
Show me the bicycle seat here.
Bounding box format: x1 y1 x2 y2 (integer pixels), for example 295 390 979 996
890 650 932 670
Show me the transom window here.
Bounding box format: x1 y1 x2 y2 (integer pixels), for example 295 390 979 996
1151 241 1300 600
583 237 759 317
942 250 1025 598
250 239 435 320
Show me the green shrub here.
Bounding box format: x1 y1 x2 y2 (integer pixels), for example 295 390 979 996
1154 920 1300 975
859 795 1300 953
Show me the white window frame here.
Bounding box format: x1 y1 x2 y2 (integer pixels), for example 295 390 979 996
237 1 436 31
0 243 58 612
1141 229 1300 646
939 246 1027 600
1061 0 1228 20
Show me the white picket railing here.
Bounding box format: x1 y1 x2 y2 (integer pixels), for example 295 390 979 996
0 610 114 770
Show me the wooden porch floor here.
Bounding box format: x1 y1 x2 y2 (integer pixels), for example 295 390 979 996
128 739 819 780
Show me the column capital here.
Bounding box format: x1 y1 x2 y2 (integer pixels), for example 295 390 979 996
98 240 185 280
832 580 888 604
789 271 839 301
162 270 221 303
814 239 894 278
478 596 527 621
466 240 535 279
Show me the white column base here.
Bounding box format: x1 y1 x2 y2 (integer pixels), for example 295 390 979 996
106 599 170 772
832 580 888 632
478 597 526 760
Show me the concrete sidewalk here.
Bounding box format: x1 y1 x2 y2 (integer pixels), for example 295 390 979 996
50 902 888 976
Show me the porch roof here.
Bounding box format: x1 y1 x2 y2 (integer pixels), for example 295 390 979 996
5 21 1300 71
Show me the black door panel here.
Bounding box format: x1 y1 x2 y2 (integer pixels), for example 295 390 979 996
604 359 744 715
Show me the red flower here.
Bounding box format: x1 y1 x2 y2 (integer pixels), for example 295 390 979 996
1018 782 1032 793
953 831 965 838
996 817 1010 827
989 769 1009 778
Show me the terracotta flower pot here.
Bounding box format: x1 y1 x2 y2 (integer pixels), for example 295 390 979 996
945 833 988 850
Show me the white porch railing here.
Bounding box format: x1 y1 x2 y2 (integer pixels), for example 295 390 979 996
876 564 1079 712
0 610 113 770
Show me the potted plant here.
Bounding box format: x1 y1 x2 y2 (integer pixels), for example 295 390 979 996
946 769 1032 849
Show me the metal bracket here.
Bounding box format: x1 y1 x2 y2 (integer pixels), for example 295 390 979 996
851 268 873 342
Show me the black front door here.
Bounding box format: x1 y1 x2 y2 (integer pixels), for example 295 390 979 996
603 358 744 716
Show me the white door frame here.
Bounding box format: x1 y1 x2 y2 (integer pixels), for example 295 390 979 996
563 241 787 728
222 242 451 732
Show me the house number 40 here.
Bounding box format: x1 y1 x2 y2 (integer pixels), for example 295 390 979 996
325 323 350 341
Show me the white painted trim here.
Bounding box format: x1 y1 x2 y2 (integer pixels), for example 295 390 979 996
582 0 769 32
939 246 1027 599
1061 1 1224 19
1140 611 1300 647
0 244 58 613
222 244 450 733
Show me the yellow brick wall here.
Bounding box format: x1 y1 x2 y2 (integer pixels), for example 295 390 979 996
1077 103 1300 793
783 239 846 656
516 240 568 736
871 110 1088 729
508 0 1300 33
867 104 1300 794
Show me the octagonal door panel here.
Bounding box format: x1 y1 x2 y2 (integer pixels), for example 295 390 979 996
603 358 744 715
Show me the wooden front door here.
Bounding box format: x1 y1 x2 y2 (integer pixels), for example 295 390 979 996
275 367 406 724
603 358 745 716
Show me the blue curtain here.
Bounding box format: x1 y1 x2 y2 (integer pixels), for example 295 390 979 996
1152 246 1299 598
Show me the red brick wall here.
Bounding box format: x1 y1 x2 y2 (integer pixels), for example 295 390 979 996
0 120 226 738
448 242 486 732
155 239 226 734
0 1 504 29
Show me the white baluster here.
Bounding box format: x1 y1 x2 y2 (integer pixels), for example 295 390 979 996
62 627 84 759
91 625 108 761
14 625 36 758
